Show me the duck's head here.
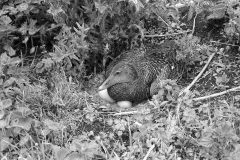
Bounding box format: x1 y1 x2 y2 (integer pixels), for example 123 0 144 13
98 63 138 91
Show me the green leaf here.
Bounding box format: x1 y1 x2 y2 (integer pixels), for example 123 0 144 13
74 22 89 36
19 134 30 146
207 4 227 20
30 47 35 54
0 110 5 119
198 137 213 148
220 122 232 134
19 22 28 35
3 77 16 87
139 126 147 134
165 85 172 91
94 1 108 14
28 19 41 35
71 139 100 157
17 3 29 12
215 73 229 85
0 10 10 17
14 0 25 4
44 119 66 131
41 58 54 68
8 57 22 65
0 119 8 128
0 15 12 25
42 128 50 136
229 144 240 160
132 131 142 140
3 44 16 56
10 117 32 131
65 152 84 160
187 6 194 21
0 137 12 151
0 99 12 110
127 0 144 12
52 145 70 160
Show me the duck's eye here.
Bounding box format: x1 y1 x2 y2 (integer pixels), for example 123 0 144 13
115 71 120 75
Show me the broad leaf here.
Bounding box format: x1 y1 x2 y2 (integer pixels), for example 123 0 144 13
0 137 12 151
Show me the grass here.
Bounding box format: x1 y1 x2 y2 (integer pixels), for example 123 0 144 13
1 1 240 159
1 43 240 159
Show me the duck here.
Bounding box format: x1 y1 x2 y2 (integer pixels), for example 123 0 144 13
98 41 183 108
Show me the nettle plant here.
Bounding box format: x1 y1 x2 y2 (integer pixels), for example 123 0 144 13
0 0 89 75
0 0 89 157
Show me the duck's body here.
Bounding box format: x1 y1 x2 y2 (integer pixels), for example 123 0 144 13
107 52 172 103
98 41 183 107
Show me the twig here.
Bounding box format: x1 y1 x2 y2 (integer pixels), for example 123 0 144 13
112 151 120 159
193 86 240 101
110 140 119 158
179 52 216 96
176 98 183 127
45 24 62 31
97 140 109 159
144 30 192 38
158 101 168 107
176 51 216 125
134 121 143 127
191 0 199 35
210 41 240 47
127 117 132 146
191 12 197 35
152 9 169 27
143 139 160 160
112 111 139 116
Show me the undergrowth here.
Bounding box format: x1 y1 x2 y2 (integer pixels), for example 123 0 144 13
1 0 240 160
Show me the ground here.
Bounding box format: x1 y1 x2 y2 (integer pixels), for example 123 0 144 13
2 3 240 160
66 12 240 160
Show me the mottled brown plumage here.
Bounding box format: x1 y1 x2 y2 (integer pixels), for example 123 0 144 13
98 41 184 105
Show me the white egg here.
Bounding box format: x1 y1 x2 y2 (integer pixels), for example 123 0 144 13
117 101 132 108
98 89 116 103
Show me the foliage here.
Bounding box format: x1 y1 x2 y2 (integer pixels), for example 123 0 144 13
1 0 240 160
189 0 240 42
35 22 89 79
